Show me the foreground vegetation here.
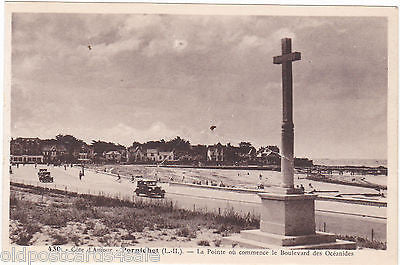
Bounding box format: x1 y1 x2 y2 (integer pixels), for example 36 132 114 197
336 235 386 250
9 183 258 247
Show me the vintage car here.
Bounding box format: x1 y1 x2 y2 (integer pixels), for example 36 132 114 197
38 169 53 183
135 180 165 198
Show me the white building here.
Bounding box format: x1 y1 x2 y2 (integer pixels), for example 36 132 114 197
158 151 174 162
104 151 122 162
11 155 43 164
146 149 159 161
207 144 225 162
146 149 174 162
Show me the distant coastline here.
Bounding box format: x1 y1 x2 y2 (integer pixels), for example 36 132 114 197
313 159 387 168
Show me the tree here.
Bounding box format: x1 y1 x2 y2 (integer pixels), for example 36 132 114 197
54 134 86 162
91 140 125 154
56 134 84 146
238 142 256 156
166 136 191 151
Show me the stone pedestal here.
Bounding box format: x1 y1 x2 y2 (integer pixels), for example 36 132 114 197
259 193 317 236
223 190 356 249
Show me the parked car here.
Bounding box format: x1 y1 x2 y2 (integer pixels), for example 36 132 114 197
135 180 165 198
38 169 53 183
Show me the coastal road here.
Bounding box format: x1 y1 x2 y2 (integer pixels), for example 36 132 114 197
9 164 387 241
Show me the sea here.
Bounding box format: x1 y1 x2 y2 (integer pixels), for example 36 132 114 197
312 159 387 167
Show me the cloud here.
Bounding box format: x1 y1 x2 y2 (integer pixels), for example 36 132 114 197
10 14 388 159
100 122 180 145
237 35 271 51
272 28 296 40
120 14 163 34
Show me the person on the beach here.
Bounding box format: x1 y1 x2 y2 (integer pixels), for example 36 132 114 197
79 171 83 180
300 184 305 192
117 174 121 181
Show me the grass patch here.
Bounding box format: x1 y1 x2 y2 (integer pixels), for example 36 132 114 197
197 240 210 246
213 239 222 247
176 227 196 238
51 233 68 245
74 198 90 210
10 193 19 207
15 232 33 246
93 227 110 237
336 234 387 250
121 233 137 241
69 235 81 246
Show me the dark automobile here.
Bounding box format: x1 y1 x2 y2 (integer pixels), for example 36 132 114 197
38 169 53 183
135 180 165 198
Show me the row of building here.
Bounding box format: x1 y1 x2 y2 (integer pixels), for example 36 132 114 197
10 137 313 167
10 138 126 164
120 143 282 165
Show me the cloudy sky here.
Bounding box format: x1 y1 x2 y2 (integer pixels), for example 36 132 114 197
11 13 387 159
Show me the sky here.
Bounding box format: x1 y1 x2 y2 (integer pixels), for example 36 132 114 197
11 13 387 159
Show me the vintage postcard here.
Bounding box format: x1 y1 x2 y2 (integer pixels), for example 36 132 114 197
2 2 398 265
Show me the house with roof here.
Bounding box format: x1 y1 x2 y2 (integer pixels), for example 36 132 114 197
77 145 95 163
103 150 122 163
127 146 146 163
158 150 174 162
256 146 281 165
207 143 225 162
41 143 68 163
146 149 158 162
145 148 175 163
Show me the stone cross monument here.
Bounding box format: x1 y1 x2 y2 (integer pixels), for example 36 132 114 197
223 38 356 249
273 38 301 192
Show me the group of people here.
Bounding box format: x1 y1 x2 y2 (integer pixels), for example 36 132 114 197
296 183 315 192
296 184 305 192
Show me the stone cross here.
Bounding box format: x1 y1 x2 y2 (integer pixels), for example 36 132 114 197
273 38 301 190
224 38 356 249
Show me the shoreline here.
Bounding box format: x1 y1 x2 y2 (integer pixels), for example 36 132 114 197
155 164 280 171
305 174 387 191
133 163 387 171
87 163 387 193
